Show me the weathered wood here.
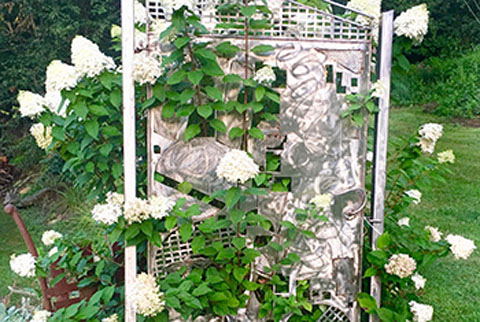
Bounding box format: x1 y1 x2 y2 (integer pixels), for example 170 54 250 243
122 0 137 320
370 10 394 320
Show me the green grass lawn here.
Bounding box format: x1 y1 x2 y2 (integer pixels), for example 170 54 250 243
389 107 480 322
1 107 479 321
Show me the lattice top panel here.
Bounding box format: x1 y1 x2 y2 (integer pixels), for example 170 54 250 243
146 0 373 42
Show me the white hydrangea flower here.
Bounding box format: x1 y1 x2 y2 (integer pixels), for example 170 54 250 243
30 123 53 150
405 189 422 205
102 313 119 322
311 193 333 212
48 246 59 257
437 150 455 164
92 203 123 226
31 310 52 322
45 60 79 92
161 0 196 12
409 301 433 322
124 197 151 224
132 273 165 317
216 149 260 184
425 226 443 242
371 79 386 98
151 19 175 44
398 217 410 227
71 35 116 78
111 24 122 38
346 0 381 41
133 51 163 85
135 0 148 25
93 255 101 262
411 272 426 290
417 123 442 154
17 91 46 118
10 253 36 277
384 254 416 278
366 151 373 162
446 234 476 260
254 66 276 85
149 195 175 220
106 192 125 207
44 91 68 117
394 4 429 44
42 230 62 246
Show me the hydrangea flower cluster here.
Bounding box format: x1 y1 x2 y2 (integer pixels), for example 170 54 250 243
394 4 429 44
30 123 53 150
133 52 163 85
417 123 443 154
437 149 455 164
253 66 276 85
92 192 175 225
425 226 443 242
409 301 433 322
10 253 36 277
161 0 196 12
216 149 260 184
135 0 148 25
45 60 79 92
371 79 386 98
17 91 46 118
31 310 52 322
102 313 119 322
346 0 381 40
411 272 426 290
405 189 422 205
398 217 410 227
384 253 416 278
446 234 476 260
71 35 116 78
311 193 333 212
48 246 59 257
132 273 165 317
41 230 62 246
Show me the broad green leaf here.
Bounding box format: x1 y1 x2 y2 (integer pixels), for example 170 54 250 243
229 209 244 225
73 102 88 119
232 236 245 250
229 127 244 140
179 223 193 242
140 220 153 237
205 86 223 101
192 283 212 296
363 267 378 277
225 187 242 208
165 216 177 231
180 88 195 104
191 236 206 253
376 232 392 249
216 41 241 56
248 127 264 140
84 120 99 139
110 89 122 108
197 104 213 119
357 292 377 313
177 104 195 117
195 48 217 61
153 83 166 102
233 267 248 282
269 242 283 251
88 104 109 116
174 36 191 49
112 163 122 179
223 74 242 83
240 6 257 17
99 143 113 157
202 60 224 76
177 181 193 194
162 102 176 119
255 86 266 101
188 70 204 85
51 126 65 141
251 44 275 54
184 124 201 141
167 70 187 85
209 119 227 132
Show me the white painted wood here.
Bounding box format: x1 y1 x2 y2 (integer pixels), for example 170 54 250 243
122 0 137 320
370 10 394 321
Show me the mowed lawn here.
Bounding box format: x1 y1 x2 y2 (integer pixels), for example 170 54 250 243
389 108 480 321
0 107 479 321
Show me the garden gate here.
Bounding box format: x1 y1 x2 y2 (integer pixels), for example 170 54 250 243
133 1 391 321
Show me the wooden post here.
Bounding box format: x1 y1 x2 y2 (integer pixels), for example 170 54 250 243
122 0 136 320
370 10 393 321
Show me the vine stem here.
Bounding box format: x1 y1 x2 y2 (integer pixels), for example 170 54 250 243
185 32 207 136
242 0 250 151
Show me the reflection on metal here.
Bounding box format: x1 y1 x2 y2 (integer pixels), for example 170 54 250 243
146 1 376 321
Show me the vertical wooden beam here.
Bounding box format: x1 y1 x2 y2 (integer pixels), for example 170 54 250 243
370 10 394 320
122 0 136 320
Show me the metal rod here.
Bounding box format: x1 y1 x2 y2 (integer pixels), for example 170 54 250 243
369 10 393 321
122 0 137 320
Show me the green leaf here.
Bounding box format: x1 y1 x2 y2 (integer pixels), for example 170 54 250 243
140 220 154 237
179 223 193 242
353 113 364 127
233 267 248 282
102 125 121 137
162 102 176 119
85 161 94 173
177 104 195 117
174 36 191 49
192 283 213 296
229 209 244 225
153 83 166 102
167 70 187 85
242 280 260 291
95 260 105 277
216 41 241 56
191 236 206 253
397 54 411 72
125 224 140 240
50 273 65 287
195 48 217 61
232 236 246 250
363 267 378 278
225 187 242 208
241 6 257 17
51 126 65 141
251 44 275 54
110 89 122 108
112 163 122 179
205 86 223 101
84 120 99 139
248 127 264 140
73 102 88 119
184 124 201 141
166 296 181 309
197 104 213 119
216 248 235 260
255 86 266 101
210 119 227 132
202 60 224 76
242 249 261 264
99 143 113 157
188 70 204 85
249 19 271 29
88 104 109 116
377 308 395 322
177 181 193 194
366 250 388 266
376 233 392 249
165 216 177 231
180 89 196 104
102 285 115 303
269 242 283 251
357 292 377 313
229 127 244 140
223 74 242 83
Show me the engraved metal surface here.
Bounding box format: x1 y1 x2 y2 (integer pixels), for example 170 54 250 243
146 1 373 321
